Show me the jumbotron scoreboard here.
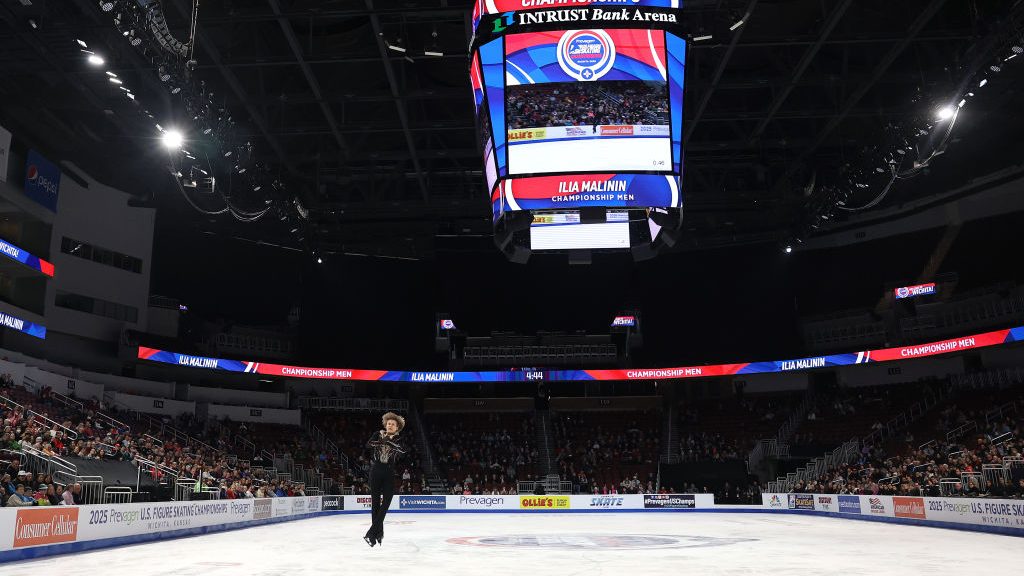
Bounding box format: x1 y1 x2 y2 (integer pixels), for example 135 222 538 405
469 1 687 262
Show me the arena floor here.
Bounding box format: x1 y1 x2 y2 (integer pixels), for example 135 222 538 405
5 512 1022 575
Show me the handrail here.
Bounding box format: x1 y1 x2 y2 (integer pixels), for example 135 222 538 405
26 410 78 440
0 392 26 411
49 389 84 413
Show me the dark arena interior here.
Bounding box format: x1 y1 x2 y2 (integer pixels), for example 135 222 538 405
1 0 1024 573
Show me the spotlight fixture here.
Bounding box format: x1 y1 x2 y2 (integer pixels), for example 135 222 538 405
386 39 406 53
317 257 323 264
692 35 713 42
76 39 88 48
729 19 745 31
100 1 116 12
87 54 105 66
784 246 792 254
106 71 117 77
161 130 184 150
935 106 955 120
424 49 444 57
108 77 123 85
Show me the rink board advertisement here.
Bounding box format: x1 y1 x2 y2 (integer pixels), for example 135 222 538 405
0 497 323 560
138 325 1024 383
761 494 1024 534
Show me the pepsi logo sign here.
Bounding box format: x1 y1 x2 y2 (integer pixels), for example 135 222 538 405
556 29 615 81
896 287 910 298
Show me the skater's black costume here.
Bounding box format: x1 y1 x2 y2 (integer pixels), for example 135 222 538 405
364 428 406 546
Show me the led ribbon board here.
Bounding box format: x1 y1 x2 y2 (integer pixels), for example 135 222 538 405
139 325 1024 382
0 311 46 339
0 238 55 276
894 283 937 299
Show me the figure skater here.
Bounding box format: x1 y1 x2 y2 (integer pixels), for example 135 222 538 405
364 412 407 547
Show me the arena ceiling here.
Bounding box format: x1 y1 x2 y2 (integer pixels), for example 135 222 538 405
0 0 1022 260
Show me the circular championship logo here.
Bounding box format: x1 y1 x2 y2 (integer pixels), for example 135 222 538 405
556 30 616 82
447 533 756 550
896 287 910 298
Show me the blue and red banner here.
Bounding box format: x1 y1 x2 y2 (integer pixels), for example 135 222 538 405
612 315 636 327
138 326 1024 383
470 52 485 114
0 238 54 277
0 310 46 339
895 283 937 299
506 29 666 84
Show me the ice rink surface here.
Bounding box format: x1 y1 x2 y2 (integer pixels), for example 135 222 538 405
5 512 1023 576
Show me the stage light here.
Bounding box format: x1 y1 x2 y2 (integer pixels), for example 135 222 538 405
784 246 792 254
108 77 122 85
106 71 117 78
979 78 988 87
936 106 955 120
386 40 406 53
424 50 443 57
87 54 105 66
692 35 713 42
730 19 745 31
162 130 183 150
958 99 967 108
28 19 38 29
100 1 116 12
76 39 88 48
158 66 171 82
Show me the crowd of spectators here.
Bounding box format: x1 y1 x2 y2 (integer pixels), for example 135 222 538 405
676 393 801 462
506 81 668 130
790 398 1024 498
2 373 315 504
428 412 536 495
552 410 660 493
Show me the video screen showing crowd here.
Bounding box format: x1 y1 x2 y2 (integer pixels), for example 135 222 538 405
506 80 668 131
471 4 687 258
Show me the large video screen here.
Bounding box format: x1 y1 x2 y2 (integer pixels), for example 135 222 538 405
472 0 684 33
474 23 686 217
504 29 671 176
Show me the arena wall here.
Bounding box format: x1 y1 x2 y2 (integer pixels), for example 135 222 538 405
4 493 1021 562
760 493 1024 536
0 496 323 563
